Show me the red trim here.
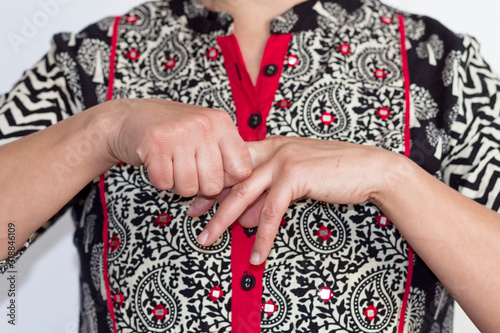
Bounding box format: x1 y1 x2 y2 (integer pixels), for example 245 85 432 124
398 14 411 159
217 34 292 142
231 224 266 332
397 13 415 333
101 15 121 333
254 34 293 140
399 246 414 332
100 174 116 332
218 33 292 333
106 16 121 102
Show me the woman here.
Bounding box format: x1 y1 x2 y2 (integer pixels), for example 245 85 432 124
1 0 499 332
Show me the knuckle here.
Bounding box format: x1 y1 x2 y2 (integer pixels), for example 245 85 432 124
260 203 279 221
234 163 253 180
225 158 253 181
173 178 199 197
171 122 189 139
177 188 198 198
267 134 282 142
276 143 296 159
202 182 223 197
213 109 232 123
191 114 213 134
146 126 169 151
276 145 298 174
214 111 237 133
152 179 174 192
267 135 286 147
231 182 250 200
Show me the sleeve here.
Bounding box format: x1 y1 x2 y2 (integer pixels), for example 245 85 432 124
441 35 500 212
0 37 84 275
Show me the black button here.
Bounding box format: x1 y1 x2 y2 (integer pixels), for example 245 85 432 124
264 64 278 77
241 272 256 291
243 227 258 238
248 114 262 129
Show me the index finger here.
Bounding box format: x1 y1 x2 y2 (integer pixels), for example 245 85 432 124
249 181 292 265
196 167 271 246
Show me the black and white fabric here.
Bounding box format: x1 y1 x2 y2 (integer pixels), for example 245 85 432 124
1 0 499 332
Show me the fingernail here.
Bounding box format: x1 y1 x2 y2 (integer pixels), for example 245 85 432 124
187 204 196 217
187 199 204 217
197 229 209 245
250 251 261 265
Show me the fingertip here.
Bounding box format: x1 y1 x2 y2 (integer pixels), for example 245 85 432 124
250 251 262 265
186 205 200 217
197 229 209 245
187 196 216 217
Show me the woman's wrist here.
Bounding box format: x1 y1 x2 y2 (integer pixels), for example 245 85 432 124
84 100 127 168
368 149 417 210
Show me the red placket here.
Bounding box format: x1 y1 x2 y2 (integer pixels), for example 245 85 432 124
217 33 292 333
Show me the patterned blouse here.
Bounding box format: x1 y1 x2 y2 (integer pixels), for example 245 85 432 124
1 0 499 332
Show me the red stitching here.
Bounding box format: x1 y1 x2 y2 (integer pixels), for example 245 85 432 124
102 15 122 333
397 13 415 333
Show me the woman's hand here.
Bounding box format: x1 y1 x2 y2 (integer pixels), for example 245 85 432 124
192 135 500 332
103 99 252 197
194 135 402 264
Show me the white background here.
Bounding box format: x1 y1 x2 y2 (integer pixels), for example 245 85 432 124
0 0 494 332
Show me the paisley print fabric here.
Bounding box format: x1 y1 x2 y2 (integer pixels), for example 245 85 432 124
1 0 500 332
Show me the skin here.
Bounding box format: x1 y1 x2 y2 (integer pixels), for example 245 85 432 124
193 0 500 332
193 136 500 332
0 0 498 331
201 0 307 84
0 99 252 260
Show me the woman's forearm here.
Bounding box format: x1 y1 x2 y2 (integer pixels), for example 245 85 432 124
198 136 500 331
0 101 119 260
377 155 500 333
0 98 254 261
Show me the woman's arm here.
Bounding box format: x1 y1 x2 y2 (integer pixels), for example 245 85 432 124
195 136 500 332
376 144 500 333
0 99 252 261
0 100 114 260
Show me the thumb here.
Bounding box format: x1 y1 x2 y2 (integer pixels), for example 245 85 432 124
186 187 234 217
187 195 216 217
245 141 264 169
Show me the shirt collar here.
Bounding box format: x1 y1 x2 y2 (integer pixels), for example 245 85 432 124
169 0 364 35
